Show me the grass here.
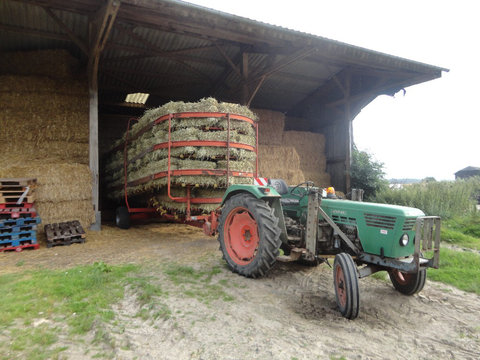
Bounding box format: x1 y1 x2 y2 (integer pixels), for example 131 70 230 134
164 263 234 303
0 260 237 359
374 177 480 218
0 262 139 359
441 214 480 250
428 248 480 295
0 261 137 333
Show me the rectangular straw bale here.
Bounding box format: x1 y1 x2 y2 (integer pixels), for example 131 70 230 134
0 50 80 79
36 200 95 232
258 145 305 185
302 171 331 188
0 142 88 164
282 131 326 171
0 162 93 202
0 75 87 95
0 110 89 143
0 93 88 113
254 109 285 145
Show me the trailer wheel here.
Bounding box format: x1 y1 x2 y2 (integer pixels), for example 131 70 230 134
218 193 281 278
389 269 426 295
333 253 360 319
115 206 130 229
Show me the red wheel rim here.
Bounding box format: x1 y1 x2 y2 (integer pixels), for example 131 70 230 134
224 206 259 265
391 269 412 285
335 264 347 307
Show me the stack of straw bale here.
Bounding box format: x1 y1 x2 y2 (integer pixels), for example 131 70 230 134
105 98 257 213
258 145 305 185
255 108 331 187
282 131 331 187
0 162 94 229
0 50 94 230
255 109 285 146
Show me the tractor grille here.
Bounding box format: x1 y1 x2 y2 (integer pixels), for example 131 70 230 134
364 213 396 230
402 217 417 231
332 215 357 226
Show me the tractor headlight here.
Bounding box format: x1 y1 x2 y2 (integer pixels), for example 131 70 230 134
399 233 409 246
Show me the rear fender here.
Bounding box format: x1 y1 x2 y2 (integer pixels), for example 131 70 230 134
221 184 281 205
221 185 288 244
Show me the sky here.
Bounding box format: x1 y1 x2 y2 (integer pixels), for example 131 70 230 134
186 0 480 180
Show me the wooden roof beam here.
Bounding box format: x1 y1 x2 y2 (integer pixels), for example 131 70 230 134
41 6 89 55
249 47 315 83
102 43 219 63
0 23 70 41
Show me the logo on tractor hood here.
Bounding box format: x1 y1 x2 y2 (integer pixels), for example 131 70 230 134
380 229 388 235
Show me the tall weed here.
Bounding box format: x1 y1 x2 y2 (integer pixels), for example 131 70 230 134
374 177 480 219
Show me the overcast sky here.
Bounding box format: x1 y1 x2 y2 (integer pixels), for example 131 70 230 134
187 0 479 180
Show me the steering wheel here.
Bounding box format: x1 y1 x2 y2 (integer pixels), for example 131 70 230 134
289 181 315 198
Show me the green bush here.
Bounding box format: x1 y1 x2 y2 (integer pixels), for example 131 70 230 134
373 177 480 219
351 145 388 200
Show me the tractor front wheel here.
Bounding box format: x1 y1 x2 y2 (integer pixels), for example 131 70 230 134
218 193 281 278
389 269 426 295
333 253 360 319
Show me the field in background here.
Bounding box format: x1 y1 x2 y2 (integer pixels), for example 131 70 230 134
375 177 480 219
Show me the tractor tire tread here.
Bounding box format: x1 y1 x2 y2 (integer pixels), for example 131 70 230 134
389 269 426 295
334 253 360 319
218 193 281 278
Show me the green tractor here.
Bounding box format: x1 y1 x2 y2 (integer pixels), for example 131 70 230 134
217 179 440 319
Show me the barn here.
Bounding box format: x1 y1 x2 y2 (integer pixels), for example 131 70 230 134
0 0 447 230
455 167 480 180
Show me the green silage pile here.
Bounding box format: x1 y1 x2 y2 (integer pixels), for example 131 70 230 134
104 98 257 213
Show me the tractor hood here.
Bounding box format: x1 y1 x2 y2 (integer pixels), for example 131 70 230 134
321 199 425 218
320 198 425 258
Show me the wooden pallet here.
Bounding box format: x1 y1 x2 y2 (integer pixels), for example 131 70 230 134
0 189 30 196
0 230 36 242
0 224 37 234
0 236 37 249
0 216 41 227
0 178 37 189
44 220 86 247
0 195 35 204
0 207 37 220
0 243 39 252
0 203 34 210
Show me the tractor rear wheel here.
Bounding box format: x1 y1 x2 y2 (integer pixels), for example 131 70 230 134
333 253 360 319
218 193 281 278
389 269 426 295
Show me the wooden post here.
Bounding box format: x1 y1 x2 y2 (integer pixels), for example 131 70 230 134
88 63 101 230
88 0 120 230
344 73 352 194
241 52 249 105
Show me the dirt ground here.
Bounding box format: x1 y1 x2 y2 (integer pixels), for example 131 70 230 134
2 223 480 359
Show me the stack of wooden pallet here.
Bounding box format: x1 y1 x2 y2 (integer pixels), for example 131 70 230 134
0 178 41 252
44 220 86 248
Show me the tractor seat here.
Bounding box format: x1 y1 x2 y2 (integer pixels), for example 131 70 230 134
268 178 289 195
280 197 300 207
268 179 300 207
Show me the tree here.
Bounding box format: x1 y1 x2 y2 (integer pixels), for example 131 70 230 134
350 145 388 199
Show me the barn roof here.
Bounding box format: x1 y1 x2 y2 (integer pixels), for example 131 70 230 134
455 166 480 174
0 0 447 123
